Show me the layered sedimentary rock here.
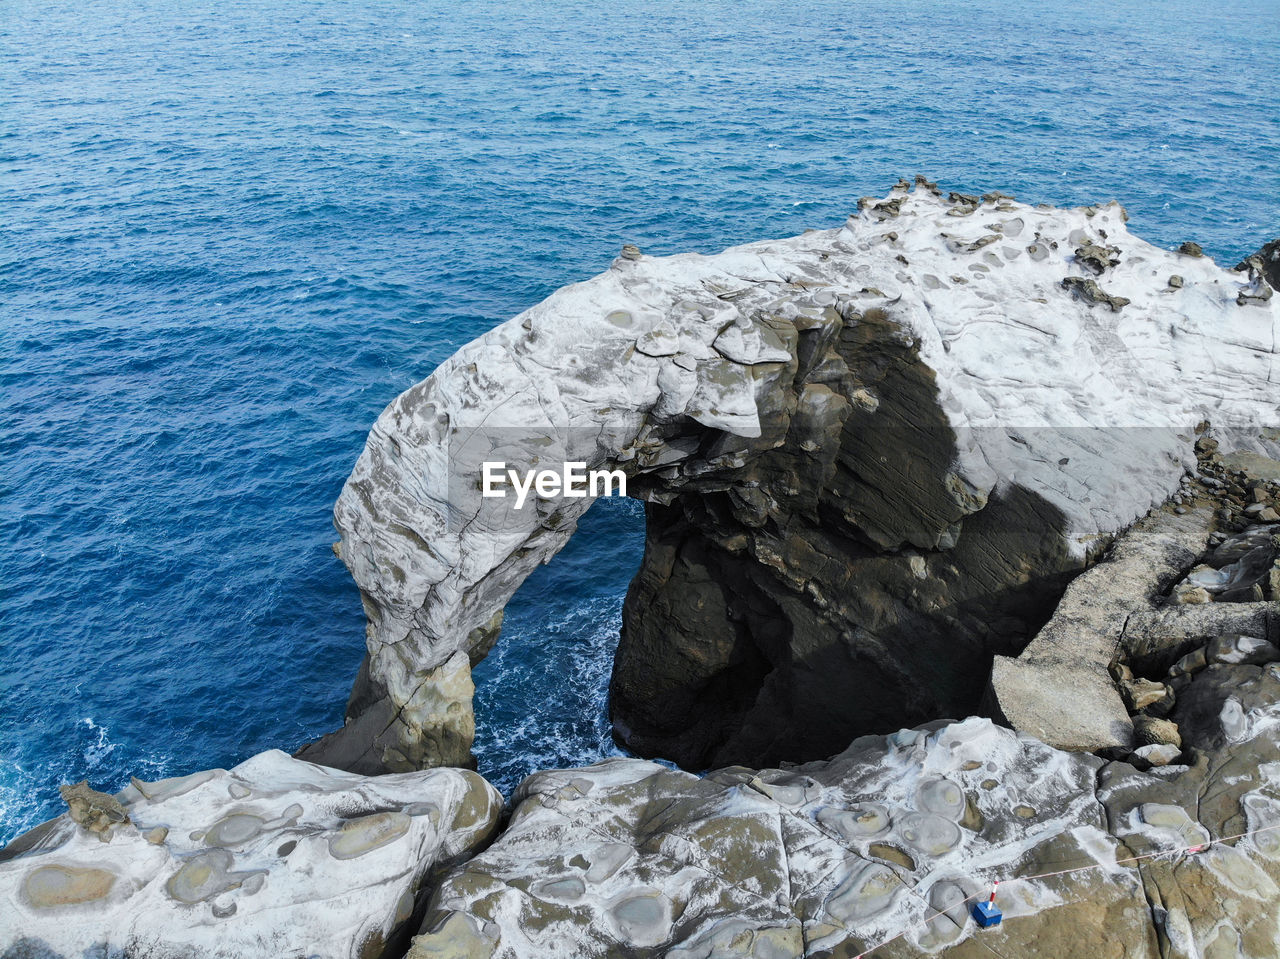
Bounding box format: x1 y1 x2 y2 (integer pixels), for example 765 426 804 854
410 654 1280 959
302 181 1279 776
0 750 501 959
6 206 1280 959
406 491 1280 959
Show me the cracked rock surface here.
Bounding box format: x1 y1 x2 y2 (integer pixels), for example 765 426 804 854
410 658 1280 959
301 182 1279 776
0 750 501 959
7 643 1280 959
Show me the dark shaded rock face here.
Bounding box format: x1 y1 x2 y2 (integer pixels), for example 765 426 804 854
611 307 1078 770
1237 237 1280 291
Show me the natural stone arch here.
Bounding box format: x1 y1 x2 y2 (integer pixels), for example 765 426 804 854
298 183 1280 776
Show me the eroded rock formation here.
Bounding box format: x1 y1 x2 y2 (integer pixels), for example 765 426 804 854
405 492 1280 958
301 181 1279 776
1236 237 1280 300
410 659 1280 959
0 751 501 959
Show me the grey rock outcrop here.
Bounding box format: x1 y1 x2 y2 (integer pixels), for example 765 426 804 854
301 183 1279 777
57 781 130 842
410 656 1280 958
1236 237 1280 292
0 750 501 959
989 501 1219 753
991 444 1280 756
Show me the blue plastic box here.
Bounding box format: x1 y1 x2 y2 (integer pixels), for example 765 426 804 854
971 901 1003 927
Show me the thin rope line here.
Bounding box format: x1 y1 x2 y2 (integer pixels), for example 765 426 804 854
852 820 1280 958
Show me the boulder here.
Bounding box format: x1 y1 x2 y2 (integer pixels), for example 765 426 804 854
0 750 501 959
300 182 1279 775
1173 584 1212 605
988 502 1213 752
1131 743 1181 767
1120 678 1171 713
1133 715 1181 747
1207 633 1280 667
56 782 129 842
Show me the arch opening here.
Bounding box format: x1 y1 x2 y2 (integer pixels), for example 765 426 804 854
470 496 644 793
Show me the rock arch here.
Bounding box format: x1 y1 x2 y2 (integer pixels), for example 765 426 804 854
298 183 1279 775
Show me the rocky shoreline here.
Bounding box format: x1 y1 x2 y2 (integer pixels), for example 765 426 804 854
3 184 1279 958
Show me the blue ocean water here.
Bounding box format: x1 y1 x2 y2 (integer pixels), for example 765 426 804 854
2 0 1279 846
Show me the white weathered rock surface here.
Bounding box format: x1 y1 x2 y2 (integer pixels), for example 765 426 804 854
411 658 1280 958
0 750 501 959
305 182 1279 774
